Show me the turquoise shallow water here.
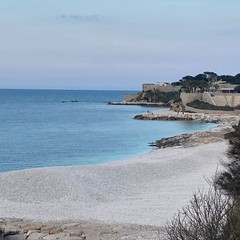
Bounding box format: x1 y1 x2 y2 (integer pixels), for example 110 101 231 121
0 89 216 172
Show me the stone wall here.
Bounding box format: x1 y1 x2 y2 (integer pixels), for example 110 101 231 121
180 93 203 106
142 84 181 92
181 92 240 107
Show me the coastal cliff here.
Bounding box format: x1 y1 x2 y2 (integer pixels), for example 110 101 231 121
113 72 240 110
109 83 181 106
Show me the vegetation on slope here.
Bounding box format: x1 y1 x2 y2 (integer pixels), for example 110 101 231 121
171 71 240 93
218 74 240 85
186 99 234 111
135 89 180 104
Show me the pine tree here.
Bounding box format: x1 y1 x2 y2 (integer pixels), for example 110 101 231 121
216 121 240 199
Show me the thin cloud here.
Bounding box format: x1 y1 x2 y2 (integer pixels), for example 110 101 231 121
58 14 105 22
216 26 240 37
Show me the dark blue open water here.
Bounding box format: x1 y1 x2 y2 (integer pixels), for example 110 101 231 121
0 89 215 172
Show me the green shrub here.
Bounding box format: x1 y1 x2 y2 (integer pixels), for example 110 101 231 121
187 99 234 111
215 121 240 239
221 201 240 239
215 121 240 198
136 90 180 103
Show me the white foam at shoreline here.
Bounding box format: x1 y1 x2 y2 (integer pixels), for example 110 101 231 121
0 141 228 227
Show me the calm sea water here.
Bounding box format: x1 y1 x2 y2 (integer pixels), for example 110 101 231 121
0 89 215 172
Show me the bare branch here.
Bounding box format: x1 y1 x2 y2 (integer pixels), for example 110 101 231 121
165 187 233 240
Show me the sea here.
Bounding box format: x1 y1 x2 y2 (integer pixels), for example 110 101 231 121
0 89 216 173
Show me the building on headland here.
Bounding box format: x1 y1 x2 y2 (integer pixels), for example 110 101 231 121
142 82 181 92
217 83 238 93
219 88 235 93
123 77 240 106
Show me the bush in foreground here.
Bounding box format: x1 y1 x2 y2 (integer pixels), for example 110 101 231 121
215 122 240 199
166 121 240 239
165 188 233 240
221 201 240 240
214 121 240 239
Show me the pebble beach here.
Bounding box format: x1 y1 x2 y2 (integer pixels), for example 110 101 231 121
0 109 239 239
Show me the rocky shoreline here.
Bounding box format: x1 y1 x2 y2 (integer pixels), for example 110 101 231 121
0 218 162 240
137 109 240 149
108 101 169 107
134 114 195 121
154 131 226 149
134 109 238 124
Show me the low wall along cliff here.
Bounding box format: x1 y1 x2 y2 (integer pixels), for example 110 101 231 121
181 92 240 107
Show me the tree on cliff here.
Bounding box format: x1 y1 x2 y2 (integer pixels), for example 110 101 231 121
234 85 240 93
218 74 240 84
180 76 197 93
180 75 209 93
215 121 240 199
214 121 240 238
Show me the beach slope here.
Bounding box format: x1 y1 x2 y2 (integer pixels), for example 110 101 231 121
0 141 228 227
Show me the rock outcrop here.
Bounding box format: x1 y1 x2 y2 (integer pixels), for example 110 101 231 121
0 219 162 240
134 114 193 121
108 101 168 107
0 220 86 240
155 131 225 149
224 120 240 139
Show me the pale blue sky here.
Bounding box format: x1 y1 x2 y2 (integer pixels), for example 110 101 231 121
0 0 240 90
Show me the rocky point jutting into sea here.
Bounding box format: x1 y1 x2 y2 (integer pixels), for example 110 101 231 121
110 72 240 112
134 108 239 148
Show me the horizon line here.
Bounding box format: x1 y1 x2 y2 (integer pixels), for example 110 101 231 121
0 87 141 92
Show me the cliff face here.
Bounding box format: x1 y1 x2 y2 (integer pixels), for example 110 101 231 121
181 92 240 108
126 89 180 104
124 93 141 102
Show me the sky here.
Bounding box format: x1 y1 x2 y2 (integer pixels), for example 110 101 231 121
0 0 240 90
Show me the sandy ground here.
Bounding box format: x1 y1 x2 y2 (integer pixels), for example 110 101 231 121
0 141 229 228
